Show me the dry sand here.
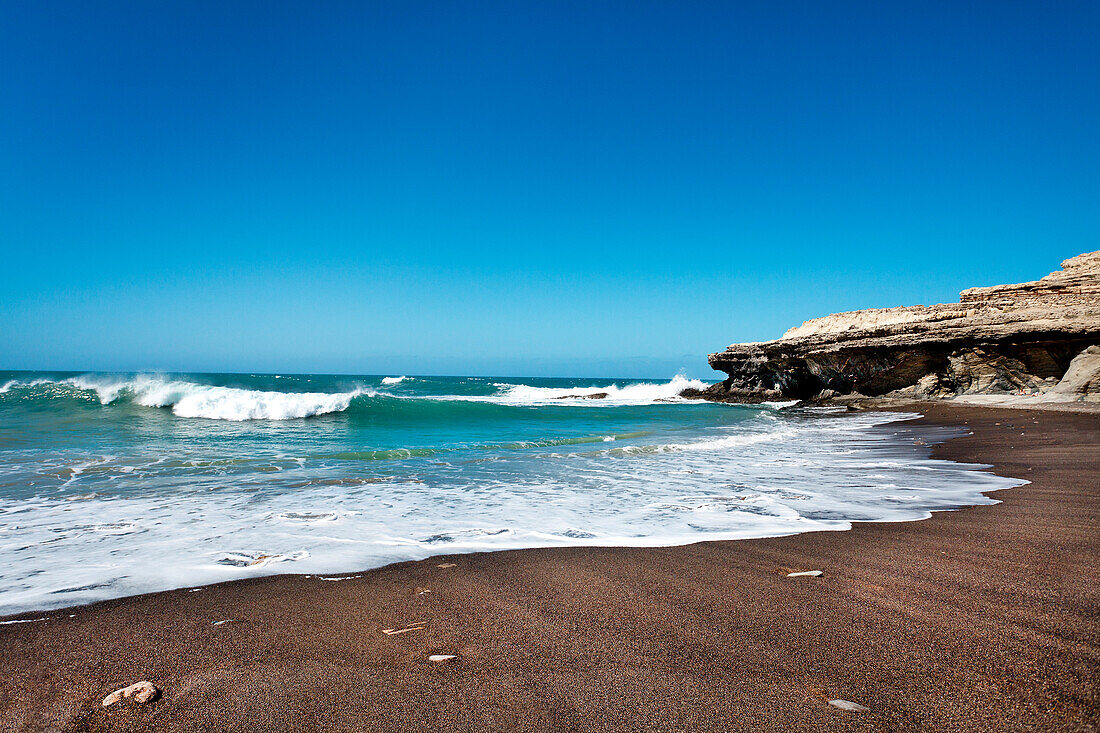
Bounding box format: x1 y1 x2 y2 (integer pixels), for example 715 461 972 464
1 404 1097 731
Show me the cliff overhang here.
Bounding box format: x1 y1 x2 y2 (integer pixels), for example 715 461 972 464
693 252 1100 405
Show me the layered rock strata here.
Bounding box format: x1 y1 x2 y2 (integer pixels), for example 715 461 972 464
695 252 1100 404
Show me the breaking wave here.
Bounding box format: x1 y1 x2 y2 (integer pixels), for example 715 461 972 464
0 373 714 419
2 375 371 421
448 374 710 405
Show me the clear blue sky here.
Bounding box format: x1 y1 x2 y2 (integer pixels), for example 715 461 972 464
2 1 1097 378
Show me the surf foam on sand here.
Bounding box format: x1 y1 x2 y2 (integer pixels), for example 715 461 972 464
0 378 1023 614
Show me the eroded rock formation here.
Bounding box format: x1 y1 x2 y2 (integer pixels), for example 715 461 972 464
695 252 1100 404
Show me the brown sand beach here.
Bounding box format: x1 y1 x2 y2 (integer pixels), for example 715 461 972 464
1 403 1097 732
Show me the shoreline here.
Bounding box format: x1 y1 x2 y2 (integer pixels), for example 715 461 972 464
1 403 1097 731
0 406 1004 619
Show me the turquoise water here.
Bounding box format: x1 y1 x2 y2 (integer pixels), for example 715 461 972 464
0 371 1020 615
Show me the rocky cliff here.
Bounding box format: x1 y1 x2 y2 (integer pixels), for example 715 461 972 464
694 251 1100 404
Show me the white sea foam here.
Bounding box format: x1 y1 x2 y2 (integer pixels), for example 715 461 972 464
0 378 53 395
54 375 371 421
462 374 710 406
64 375 131 404
3 373 707 414
154 384 366 421
0 411 1026 615
663 427 798 452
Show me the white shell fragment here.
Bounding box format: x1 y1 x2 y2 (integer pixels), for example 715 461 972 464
829 699 870 712
382 624 426 635
437 563 457 568
428 654 457 662
102 681 159 707
786 570 824 577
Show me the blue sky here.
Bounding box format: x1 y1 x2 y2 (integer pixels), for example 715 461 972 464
2 1 1097 378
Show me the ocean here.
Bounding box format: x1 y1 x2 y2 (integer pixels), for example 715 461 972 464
0 371 1022 615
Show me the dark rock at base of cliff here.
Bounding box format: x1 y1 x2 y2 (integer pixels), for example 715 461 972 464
704 339 1093 403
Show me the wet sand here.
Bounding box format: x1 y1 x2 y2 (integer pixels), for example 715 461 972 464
1 404 1097 732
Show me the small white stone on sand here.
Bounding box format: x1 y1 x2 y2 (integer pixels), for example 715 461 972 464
787 570 824 577
829 699 870 712
212 619 234 626
428 654 457 662
102 681 159 707
437 563 457 568
382 624 426 635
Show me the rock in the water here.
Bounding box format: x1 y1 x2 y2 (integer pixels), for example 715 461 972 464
828 699 870 712
699 252 1100 403
556 392 609 400
102 681 159 707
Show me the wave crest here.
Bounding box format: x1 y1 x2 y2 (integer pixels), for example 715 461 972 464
8 375 371 421
158 383 368 421
486 374 710 405
0 373 714 418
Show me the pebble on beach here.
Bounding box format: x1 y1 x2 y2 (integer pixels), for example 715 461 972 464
787 570 824 577
428 654 457 662
828 699 870 712
381 624 426 635
102 681 159 707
